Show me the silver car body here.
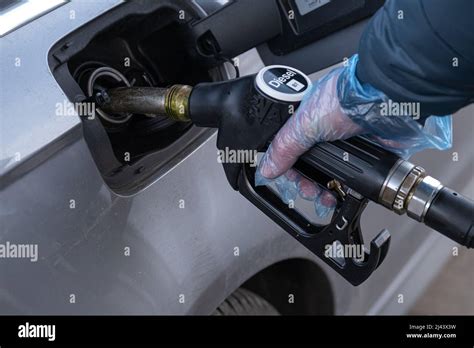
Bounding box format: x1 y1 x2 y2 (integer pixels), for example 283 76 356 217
1 0 472 315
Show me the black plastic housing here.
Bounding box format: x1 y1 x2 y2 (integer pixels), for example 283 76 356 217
188 0 282 61
189 75 300 188
268 0 384 55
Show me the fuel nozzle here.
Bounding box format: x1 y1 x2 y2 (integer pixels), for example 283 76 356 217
95 64 313 129
94 65 313 187
95 85 193 122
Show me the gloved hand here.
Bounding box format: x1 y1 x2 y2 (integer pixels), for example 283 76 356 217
256 55 452 218
255 63 360 217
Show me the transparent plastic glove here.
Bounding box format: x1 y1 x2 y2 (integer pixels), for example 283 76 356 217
255 168 338 218
256 54 452 219
337 55 452 159
255 65 360 218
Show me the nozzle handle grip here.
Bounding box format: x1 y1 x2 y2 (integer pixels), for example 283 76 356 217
424 187 474 248
295 139 474 248
294 137 400 202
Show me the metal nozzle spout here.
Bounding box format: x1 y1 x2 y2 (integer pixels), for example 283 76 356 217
96 85 192 122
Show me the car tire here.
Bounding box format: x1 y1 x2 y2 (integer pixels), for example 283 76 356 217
213 288 279 315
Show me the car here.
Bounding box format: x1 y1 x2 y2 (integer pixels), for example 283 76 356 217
1 0 472 315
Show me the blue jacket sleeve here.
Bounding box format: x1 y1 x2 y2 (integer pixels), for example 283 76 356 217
356 0 474 120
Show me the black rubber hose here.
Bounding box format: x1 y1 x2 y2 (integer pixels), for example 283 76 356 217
424 187 474 248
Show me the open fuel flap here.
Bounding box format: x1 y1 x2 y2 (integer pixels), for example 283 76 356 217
48 0 231 195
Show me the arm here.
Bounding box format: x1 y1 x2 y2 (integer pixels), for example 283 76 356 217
357 0 474 120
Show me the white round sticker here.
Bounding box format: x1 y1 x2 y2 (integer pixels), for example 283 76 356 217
255 65 312 103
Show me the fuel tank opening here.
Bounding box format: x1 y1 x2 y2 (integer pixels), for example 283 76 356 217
48 1 228 194
86 66 133 125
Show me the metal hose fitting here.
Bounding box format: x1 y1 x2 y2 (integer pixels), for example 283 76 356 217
164 85 192 122
378 158 444 221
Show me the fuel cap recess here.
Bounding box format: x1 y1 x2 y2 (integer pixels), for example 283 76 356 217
255 65 312 103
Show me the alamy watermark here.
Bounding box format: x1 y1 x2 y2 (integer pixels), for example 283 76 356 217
0 241 38 262
217 147 258 167
18 322 55 341
379 99 420 120
324 241 364 262
55 100 96 119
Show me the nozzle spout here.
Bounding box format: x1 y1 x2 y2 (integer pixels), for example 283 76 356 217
96 85 192 122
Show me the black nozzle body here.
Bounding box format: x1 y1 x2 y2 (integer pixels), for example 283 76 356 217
188 75 299 188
